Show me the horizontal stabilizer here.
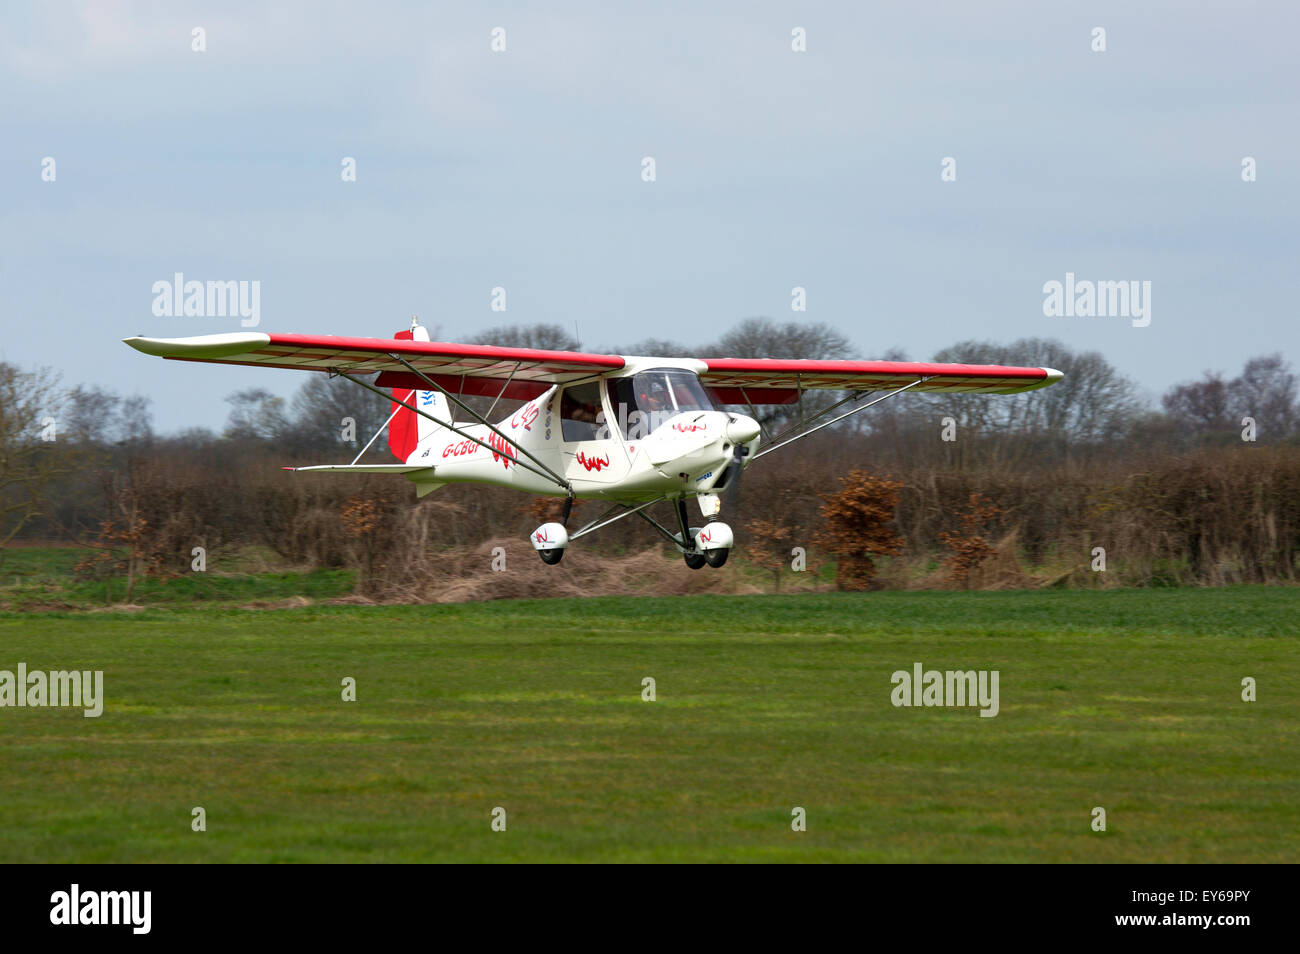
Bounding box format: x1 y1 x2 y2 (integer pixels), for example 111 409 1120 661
284 464 436 475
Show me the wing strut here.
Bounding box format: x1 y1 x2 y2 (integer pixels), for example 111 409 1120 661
350 390 411 465
752 377 931 461
566 496 696 548
387 352 573 492
736 386 773 443
764 389 864 446
330 369 572 493
567 498 663 541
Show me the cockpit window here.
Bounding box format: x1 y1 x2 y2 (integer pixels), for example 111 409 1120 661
605 369 714 440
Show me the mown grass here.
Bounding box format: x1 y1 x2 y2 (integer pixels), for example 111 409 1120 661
0 547 355 610
0 587 1296 862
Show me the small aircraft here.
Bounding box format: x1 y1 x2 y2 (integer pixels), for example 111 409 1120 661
124 320 1062 569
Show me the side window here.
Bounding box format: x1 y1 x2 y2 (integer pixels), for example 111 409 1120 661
560 382 604 442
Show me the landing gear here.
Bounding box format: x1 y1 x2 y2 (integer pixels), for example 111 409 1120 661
531 496 577 565
533 495 735 570
676 498 732 569
530 508 571 565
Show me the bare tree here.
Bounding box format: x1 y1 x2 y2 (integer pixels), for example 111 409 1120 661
707 317 850 362
930 338 1141 445
704 318 853 433
60 386 153 447
1162 354 1298 445
613 337 694 357
224 388 291 441
472 324 581 351
289 374 391 456
1229 354 1298 441
0 363 74 565
1163 372 1231 435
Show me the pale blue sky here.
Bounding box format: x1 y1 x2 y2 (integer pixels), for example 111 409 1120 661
2 1 1296 433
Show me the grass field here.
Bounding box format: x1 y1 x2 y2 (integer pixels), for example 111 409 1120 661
0 587 1296 862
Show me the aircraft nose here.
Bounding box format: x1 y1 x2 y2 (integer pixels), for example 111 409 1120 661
725 415 760 445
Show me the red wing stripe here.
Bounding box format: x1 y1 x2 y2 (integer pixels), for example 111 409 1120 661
702 358 1051 379
698 359 1061 395
126 334 1060 394
126 332 625 382
264 333 623 370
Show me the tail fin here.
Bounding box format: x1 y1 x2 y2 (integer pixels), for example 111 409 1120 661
387 321 452 462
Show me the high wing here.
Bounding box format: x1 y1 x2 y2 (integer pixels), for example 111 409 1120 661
123 333 1061 402
699 358 1062 404
122 332 624 399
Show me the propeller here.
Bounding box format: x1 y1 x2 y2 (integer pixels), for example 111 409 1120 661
723 440 750 513
720 413 760 514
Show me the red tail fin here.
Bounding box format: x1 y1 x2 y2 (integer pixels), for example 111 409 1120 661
387 329 418 461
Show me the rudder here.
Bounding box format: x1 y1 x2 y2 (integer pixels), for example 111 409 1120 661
387 322 452 462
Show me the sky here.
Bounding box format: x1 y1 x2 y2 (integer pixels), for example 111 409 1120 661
2 1 1297 434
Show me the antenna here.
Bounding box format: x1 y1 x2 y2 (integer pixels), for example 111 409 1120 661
411 314 420 332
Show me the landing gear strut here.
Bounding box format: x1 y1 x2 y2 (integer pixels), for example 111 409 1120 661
675 499 702 570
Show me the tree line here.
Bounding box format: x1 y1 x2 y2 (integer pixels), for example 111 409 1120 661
2 319 1296 594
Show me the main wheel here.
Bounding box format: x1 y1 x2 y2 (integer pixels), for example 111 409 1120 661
539 548 564 565
683 551 707 570
705 548 729 568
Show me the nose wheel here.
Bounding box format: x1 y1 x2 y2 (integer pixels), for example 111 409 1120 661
676 498 732 569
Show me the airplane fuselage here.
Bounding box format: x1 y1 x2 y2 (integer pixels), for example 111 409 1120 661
401 367 761 503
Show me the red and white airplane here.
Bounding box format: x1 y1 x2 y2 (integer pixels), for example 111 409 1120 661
124 319 1062 569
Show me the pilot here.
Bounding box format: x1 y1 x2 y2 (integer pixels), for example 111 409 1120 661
639 381 671 432
640 381 669 414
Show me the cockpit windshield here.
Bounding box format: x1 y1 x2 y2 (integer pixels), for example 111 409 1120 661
605 369 714 440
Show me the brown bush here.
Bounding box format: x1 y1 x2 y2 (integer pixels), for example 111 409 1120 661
939 492 1002 587
815 470 905 590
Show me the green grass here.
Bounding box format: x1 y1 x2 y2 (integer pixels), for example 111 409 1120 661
54 567 356 606
0 545 84 581
0 547 356 610
0 587 1296 862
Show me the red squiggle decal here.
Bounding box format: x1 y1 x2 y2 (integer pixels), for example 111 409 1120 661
575 451 611 472
487 431 514 469
672 422 707 433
